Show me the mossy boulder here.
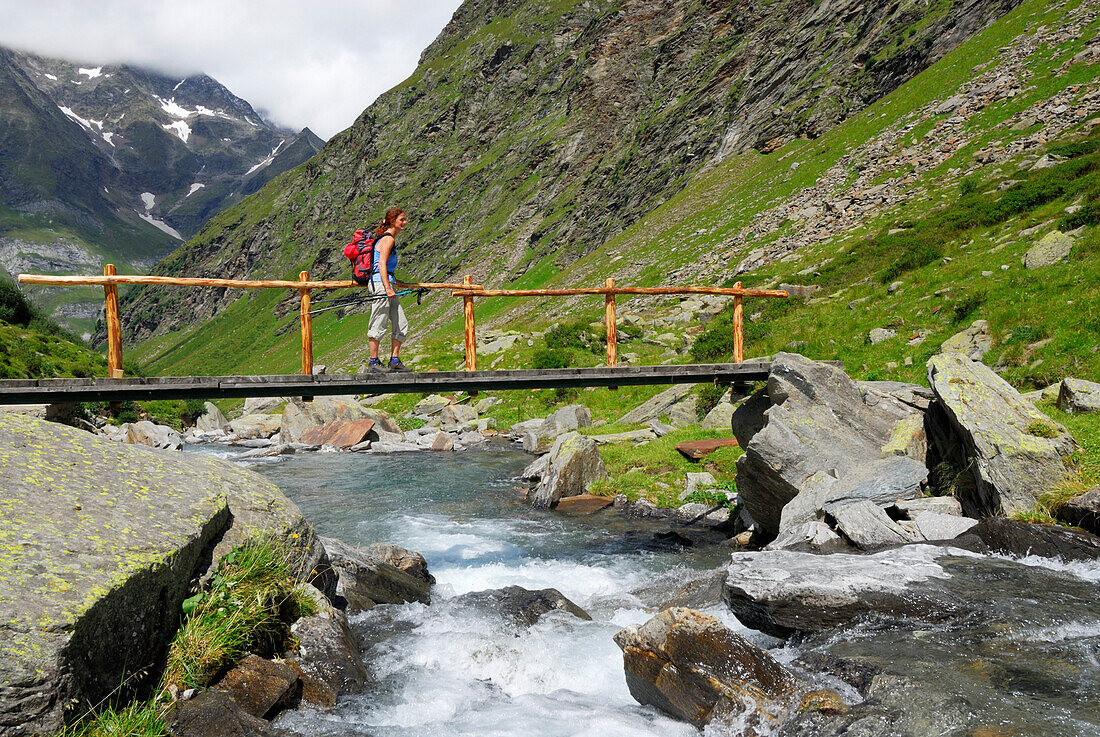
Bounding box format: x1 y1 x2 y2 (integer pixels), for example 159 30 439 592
0 413 327 735
928 353 1076 517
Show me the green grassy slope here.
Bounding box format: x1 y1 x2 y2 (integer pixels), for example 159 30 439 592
128 0 1098 396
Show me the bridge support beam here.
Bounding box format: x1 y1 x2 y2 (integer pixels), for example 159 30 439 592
103 264 124 378
300 271 313 376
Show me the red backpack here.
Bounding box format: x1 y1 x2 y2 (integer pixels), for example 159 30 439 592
343 229 377 285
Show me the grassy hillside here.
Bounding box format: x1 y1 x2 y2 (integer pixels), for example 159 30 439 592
0 277 106 379
127 0 1098 398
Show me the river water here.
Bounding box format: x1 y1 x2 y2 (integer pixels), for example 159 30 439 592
193 444 1100 736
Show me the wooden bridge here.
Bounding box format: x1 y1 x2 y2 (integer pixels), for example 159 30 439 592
5 266 788 405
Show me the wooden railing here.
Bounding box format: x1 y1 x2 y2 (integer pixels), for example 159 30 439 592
18 266 787 377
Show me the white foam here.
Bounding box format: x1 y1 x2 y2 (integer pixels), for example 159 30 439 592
1001 553 1100 584
162 120 191 143
77 66 102 79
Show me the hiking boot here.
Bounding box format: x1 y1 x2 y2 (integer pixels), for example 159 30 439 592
367 359 387 372
388 358 411 373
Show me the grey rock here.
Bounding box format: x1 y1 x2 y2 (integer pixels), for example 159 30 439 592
473 396 500 414
508 417 544 436
683 472 717 497
228 413 282 440
928 353 1075 517
912 511 978 540
521 453 550 481
729 386 770 447
234 443 295 460
723 545 974 638
700 389 737 430
939 319 992 361
668 396 698 427
736 354 926 539
1056 485 1100 536
826 500 919 549
455 586 591 628
890 496 963 518
429 431 454 451
765 521 850 554
164 689 278 737
935 95 966 114
243 396 288 415
674 503 732 528
867 327 896 345
287 591 369 701
413 394 451 415
195 402 228 433
613 607 798 728
648 418 675 436
1024 230 1074 269
232 438 275 448
123 420 183 451
779 455 928 531
441 403 478 425
530 432 609 508
360 408 401 434
0 412 327 736
279 396 370 443
368 440 420 453
539 404 592 437
1058 377 1100 414
321 536 432 613
953 517 1100 562
617 384 694 424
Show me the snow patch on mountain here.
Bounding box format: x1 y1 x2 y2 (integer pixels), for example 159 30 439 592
44 73 57 81
185 183 205 197
78 66 102 79
163 120 191 143
138 213 182 240
59 106 104 131
102 132 115 146
159 97 193 118
140 193 156 211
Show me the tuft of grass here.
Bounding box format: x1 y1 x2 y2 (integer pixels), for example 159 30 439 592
1025 419 1061 438
160 536 306 691
55 701 166 737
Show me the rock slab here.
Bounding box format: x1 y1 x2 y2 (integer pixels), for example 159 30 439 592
928 353 1075 517
1058 377 1100 414
613 607 797 728
529 432 609 508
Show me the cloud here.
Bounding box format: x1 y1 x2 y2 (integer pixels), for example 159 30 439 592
0 0 463 139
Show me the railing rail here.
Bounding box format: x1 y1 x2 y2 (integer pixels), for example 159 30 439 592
18 266 787 378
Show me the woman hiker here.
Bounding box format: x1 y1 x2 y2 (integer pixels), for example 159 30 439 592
366 207 411 372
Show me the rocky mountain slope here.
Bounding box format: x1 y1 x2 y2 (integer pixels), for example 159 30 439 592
0 46 323 336
115 0 1021 346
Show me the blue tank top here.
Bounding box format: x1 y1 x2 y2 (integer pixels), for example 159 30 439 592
371 234 398 284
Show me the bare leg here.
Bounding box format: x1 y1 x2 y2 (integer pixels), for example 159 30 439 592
369 337 380 359
391 339 402 359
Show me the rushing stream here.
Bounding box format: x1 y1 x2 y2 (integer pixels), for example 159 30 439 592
191 444 1100 736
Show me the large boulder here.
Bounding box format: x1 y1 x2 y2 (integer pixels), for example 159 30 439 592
1058 377 1100 414
613 607 798 728
928 353 1076 517
228 413 282 440
321 537 432 613
722 546 975 638
735 354 928 540
454 586 591 628
285 587 370 705
280 396 371 443
1056 485 1100 536
0 413 327 736
123 420 183 451
195 402 229 433
243 396 289 415
952 517 1100 562
164 689 279 737
617 384 694 425
529 432 609 508
938 319 992 361
213 654 299 719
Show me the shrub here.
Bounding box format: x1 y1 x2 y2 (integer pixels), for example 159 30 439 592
951 290 986 324
696 383 726 419
959 176 979 196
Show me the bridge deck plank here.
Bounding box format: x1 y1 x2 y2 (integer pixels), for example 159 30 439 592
0 363 774 404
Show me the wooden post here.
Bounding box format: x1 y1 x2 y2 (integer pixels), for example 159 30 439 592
103 264 124 378
462 275 476 372
605 278 617 367
300 271 313 376
732 281 744 364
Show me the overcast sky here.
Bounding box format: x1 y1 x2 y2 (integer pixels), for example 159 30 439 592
0 0 465 140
